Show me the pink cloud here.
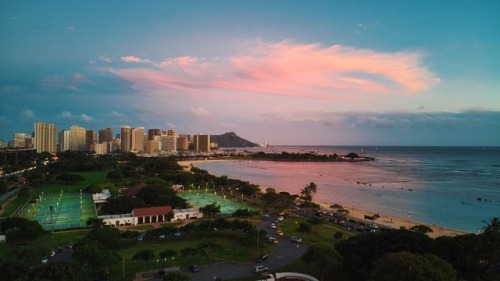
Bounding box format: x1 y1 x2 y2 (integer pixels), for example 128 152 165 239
110 40 439 100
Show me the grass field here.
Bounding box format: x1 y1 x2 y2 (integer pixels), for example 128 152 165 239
179 191 254 214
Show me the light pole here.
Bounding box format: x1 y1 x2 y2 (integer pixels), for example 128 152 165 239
408 213 412 229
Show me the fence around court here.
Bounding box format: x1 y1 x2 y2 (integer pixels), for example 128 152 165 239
20 192 96 230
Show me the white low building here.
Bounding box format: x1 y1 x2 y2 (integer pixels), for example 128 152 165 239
172 208 203 221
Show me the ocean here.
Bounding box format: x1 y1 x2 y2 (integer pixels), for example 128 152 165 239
195 146 500 233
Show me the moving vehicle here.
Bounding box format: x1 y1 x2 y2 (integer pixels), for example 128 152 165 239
253 265 269 273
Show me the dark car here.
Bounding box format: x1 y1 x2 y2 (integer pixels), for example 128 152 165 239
256 254 269 263
189 264 201 273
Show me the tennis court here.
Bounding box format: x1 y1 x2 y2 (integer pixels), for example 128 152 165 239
179 191 253 214
21 190 97 230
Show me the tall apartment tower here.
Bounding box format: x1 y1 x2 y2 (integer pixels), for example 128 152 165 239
58 130 71 152
120 126 132 152
131 127 144 152
99 128 113 143
34 122 57 153
193 134 210 153
86 130 97 151
70 125 87 151
148 129 161 140
177 134 189 151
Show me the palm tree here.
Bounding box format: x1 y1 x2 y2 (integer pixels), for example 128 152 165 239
300 182 317 203
483 217 500 234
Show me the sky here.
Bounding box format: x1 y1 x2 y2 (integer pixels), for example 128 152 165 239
1 0 499 146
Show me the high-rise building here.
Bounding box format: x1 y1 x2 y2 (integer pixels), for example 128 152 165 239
58 130 71 152
193 134 210 153
99 128 113 143
70 125 86 151
120 126 132 152
160 130 177 152
86 130 97 151
148 129 161 140
13 133 30 148
34 122 57 153
131 127 144 152
177 134 189 151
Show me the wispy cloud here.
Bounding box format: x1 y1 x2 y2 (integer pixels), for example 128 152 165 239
109 40 439 100
59 111 94 122
21 109 35 119
121 55 151 63
185 106 210 119
39 73 89 91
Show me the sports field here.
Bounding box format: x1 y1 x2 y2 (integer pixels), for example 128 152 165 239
20 190 96 230
179 191 253 214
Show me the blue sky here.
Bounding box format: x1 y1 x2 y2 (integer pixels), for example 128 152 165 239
1 0 499 146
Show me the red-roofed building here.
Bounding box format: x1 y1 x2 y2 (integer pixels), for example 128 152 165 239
132 206 172 225
123 183 147 197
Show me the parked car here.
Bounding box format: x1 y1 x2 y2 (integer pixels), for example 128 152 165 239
256 254 269 263
290 236 303 243
253 265 269 273
276 229 283 236
189 264 201 273
270 223 276 229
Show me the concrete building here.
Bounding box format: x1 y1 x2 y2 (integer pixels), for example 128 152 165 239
12 133 31 148
58 130 71 152
86 130 97 151
193 134 210 153
177 134 190 151
70 125 86 151
131 127 144 152
34 122 57 153
148 129 161 140
98 128 113 143
120 126 132 152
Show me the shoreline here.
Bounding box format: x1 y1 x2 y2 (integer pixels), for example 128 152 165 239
178 159 471 238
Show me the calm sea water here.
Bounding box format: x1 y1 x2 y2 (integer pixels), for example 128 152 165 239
196 146 500 233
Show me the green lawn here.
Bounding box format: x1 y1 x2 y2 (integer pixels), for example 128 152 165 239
276 216 356 245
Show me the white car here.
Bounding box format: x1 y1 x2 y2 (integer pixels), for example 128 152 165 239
290 236 303 243
270 223 276 229
253 265 269 273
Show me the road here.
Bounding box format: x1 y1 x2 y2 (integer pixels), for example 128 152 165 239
187 218 309 281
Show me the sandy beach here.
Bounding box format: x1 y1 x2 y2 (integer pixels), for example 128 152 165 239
178 159 470 238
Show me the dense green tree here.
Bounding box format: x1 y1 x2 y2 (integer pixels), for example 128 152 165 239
41 261 91 281
101 196 146 214
369 252 456 281
86 218 105 228
72 239 120 274
136 184 188 208
410 224 433 234
159 249 177 259
199 203 221 219
261 191 296 212
86 226 121 250
302 244 343 281
55 172 85 184
336 229 435 279
133 249 155 262
1 217 46 243
297 222 312 233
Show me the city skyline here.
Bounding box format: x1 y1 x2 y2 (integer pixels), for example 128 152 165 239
1 1 499 146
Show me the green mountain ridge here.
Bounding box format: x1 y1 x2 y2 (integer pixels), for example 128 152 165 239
211 132 258 148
